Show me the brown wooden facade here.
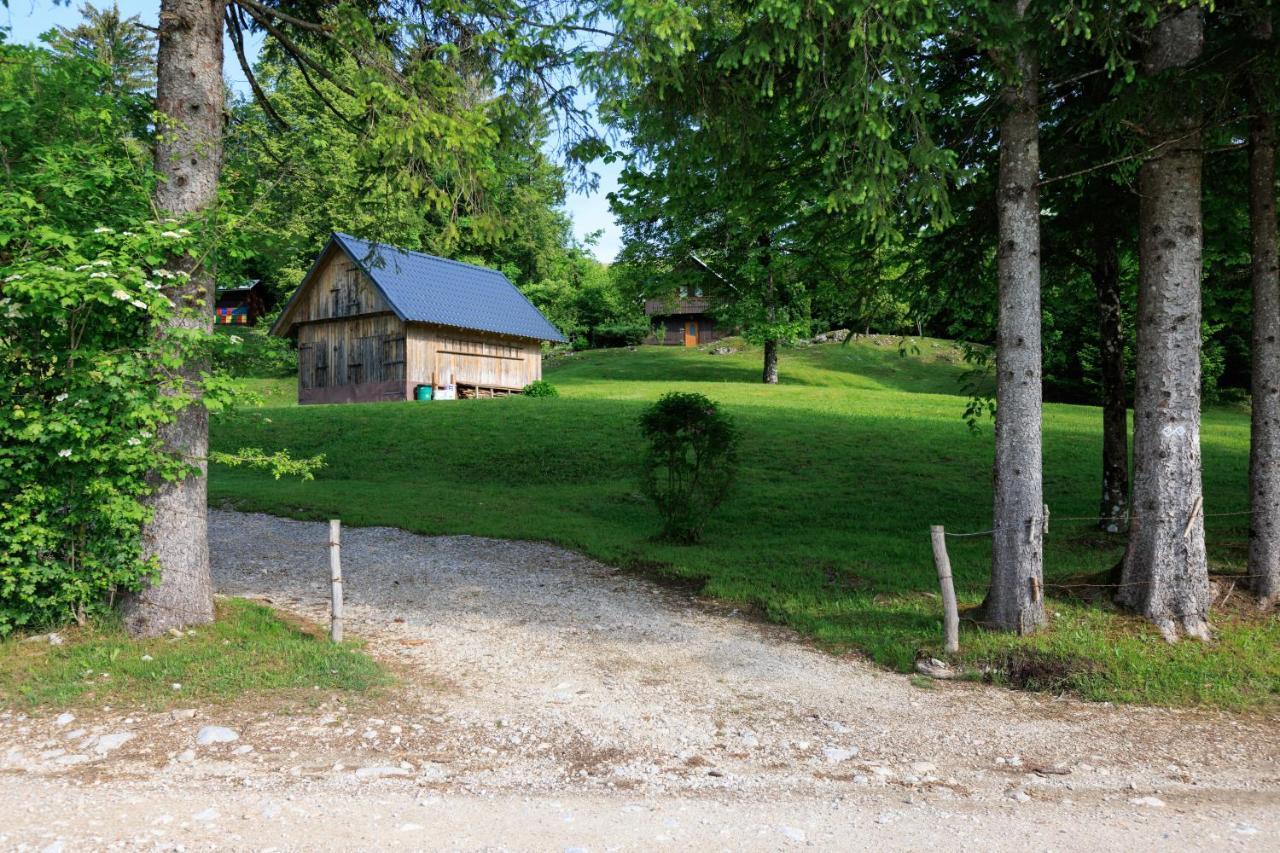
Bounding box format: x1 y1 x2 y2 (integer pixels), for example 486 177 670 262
277 245 544 405
643 296 729 347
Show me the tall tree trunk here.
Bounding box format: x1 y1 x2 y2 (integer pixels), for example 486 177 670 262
121 0 225 637
983 3 1045 634
1247 16 1280 608
1093 233 1129 533
763 338 779 383
1117 6 1209 641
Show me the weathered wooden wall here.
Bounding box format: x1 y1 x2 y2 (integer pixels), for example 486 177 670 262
279 247 392 327
406 324 542 390
286 247 544 402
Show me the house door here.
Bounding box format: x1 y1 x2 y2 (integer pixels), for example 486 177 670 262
683 320 699 347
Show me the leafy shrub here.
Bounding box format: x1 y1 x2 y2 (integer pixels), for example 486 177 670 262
0 225 209 633
638 392 739 543
592 322 650 348
522 379 560 398
212 323 295 378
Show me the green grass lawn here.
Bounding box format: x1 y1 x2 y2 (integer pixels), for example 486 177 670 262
211 337 1279 710
0 598 389 709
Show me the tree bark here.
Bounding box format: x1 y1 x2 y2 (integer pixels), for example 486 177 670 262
1093 233 1129 533
121 0 225 637
762 338 779 384
983 2 1045 634
1247 16 1280 608
1117 6 1210 641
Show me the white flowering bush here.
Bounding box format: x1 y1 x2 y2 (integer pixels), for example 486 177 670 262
0 223 231 633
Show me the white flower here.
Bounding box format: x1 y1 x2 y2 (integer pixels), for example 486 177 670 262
58 449 72 458
91 272 116 279
111 289 131 301
130 299 147 310
161 231 182 239
154 269 175 279
55 393 68 402
74 264 92 272
177 228 191 236
139 430 152 439
127 437 141 446
121 231 135 237
3 274 21 282
92 260 112 267
93 226 112 234
228 335 243 345
143 282 161 291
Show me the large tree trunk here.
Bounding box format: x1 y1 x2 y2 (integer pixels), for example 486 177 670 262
1116 6 1209 641
762 338 779 384
1248 16 1280 608
1093 233 1129 533
121 0 225 637
983 3 1045 634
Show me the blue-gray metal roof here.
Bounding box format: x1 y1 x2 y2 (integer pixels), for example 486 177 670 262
329 233 565 342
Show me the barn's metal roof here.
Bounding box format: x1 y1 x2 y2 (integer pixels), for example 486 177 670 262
273 233 566 342
335 233 566 342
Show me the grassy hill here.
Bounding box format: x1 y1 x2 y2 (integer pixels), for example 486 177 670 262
210 337 1278 709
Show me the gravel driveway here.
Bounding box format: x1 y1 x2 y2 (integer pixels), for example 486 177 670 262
2 509 1277 851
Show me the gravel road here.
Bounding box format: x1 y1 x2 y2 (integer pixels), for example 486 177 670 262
1 509 1277 851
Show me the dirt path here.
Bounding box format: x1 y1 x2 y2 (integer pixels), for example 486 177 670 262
2 510 1277 851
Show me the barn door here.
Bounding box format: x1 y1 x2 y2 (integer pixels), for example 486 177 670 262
683 321 699 347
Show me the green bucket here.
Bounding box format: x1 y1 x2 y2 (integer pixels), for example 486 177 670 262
414 385 433 401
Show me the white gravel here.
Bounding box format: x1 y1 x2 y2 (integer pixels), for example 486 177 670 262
0 509 1276 851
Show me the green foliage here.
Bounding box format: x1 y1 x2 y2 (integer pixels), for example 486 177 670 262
207 448 326 481
48 2 156 95
638 392 740 543
592 322 650 348
0 598 388 708
0 223 229 635
211 325 295 379
521 379 560 398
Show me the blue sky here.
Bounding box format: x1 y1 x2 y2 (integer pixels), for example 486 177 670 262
2 0 622 261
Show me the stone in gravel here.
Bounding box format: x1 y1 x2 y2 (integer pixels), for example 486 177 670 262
1130 796 1165 808
1010 790 1031 803
55 754 90 767
232 744 254 755
193 808 219 822
779 826 807 843
41 840 64 853
93 732 134 754
196 726 239 746
740 733 759 748
53 713 75 728
355 765 413 780
176 750 196 764
170 709 197 721
823 746 858 763
910 761 937 774
64 728 86 740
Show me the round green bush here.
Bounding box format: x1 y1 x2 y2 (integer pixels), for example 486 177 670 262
522 380 560 398
638 392 739 543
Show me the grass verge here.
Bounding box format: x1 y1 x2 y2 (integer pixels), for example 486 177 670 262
212 337 1279 711
0 598 389 709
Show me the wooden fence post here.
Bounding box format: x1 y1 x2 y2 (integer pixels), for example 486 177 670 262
329 519 343 643
930 525 960 654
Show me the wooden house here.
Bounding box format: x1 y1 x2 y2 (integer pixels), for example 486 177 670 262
215 279 269 325
643 254 731 346
270 233 565 404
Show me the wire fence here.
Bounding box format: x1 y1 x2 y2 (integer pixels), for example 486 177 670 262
935 504 1272 587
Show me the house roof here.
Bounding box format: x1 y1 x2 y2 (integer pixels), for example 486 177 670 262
272 233 566 342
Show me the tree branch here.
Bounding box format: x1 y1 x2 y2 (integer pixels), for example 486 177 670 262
226 8 291 131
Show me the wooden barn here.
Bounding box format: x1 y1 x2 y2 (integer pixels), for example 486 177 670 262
270 233 566 405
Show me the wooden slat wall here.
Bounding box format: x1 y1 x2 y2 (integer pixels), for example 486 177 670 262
280 247 392 328
298 314 405 390
405 324 542 389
